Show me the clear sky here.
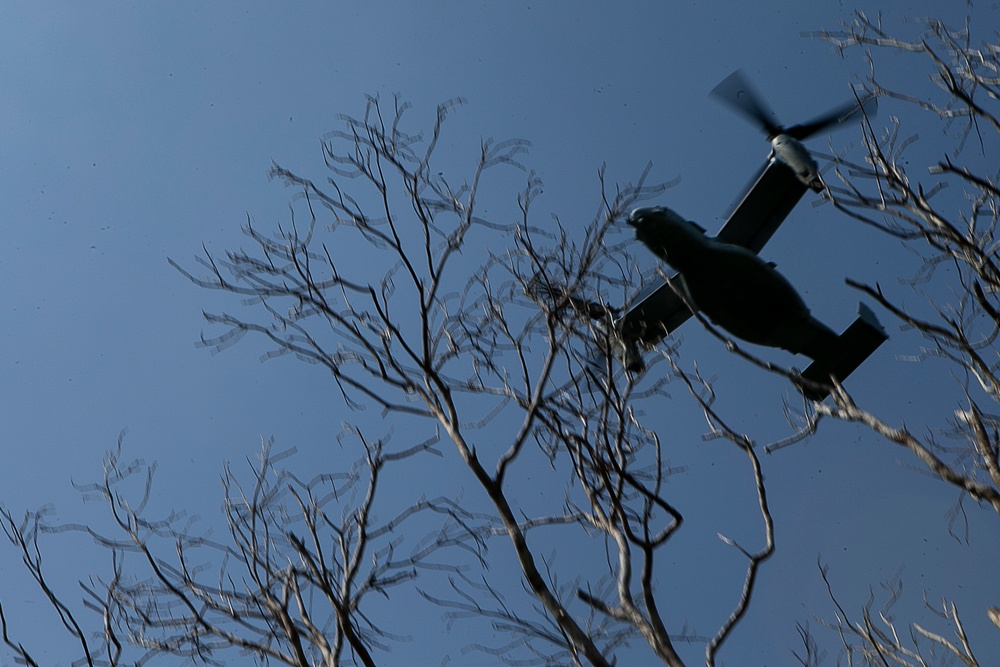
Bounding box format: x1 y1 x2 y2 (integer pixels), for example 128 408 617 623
2 2 998 665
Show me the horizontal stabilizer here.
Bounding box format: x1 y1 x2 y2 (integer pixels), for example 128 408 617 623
799 303 888 400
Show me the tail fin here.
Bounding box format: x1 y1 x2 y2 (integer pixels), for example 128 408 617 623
799 303 887 400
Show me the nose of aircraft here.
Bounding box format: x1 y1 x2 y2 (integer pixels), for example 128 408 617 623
627 206 657 227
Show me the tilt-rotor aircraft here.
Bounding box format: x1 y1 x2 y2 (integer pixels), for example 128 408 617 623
612 70 886 399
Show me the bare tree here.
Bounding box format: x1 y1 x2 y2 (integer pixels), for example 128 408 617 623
0 94 789 666
169 95 773 666
3 426 475 666
1 503 122 667
16 16 1000 660
776 11 1000 665
810 11 1000 513
805 563 986 667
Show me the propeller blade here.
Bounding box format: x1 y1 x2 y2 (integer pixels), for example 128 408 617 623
710 69 783 137
785 92 878 141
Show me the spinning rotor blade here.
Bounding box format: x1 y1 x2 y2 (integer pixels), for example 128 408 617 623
710 69 782 137
785 92 878 140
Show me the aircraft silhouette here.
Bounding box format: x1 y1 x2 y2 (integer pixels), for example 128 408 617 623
567 70 885 398
626 206 886 399
619 71 877 349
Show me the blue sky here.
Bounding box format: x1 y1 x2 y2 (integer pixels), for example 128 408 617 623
2 2 998 665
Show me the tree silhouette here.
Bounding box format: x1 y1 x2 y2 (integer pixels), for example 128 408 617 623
3 11 1000 666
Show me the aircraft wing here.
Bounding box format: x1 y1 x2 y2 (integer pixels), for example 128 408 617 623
714 157 808 252
617 158 809 347
618 275 691 345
